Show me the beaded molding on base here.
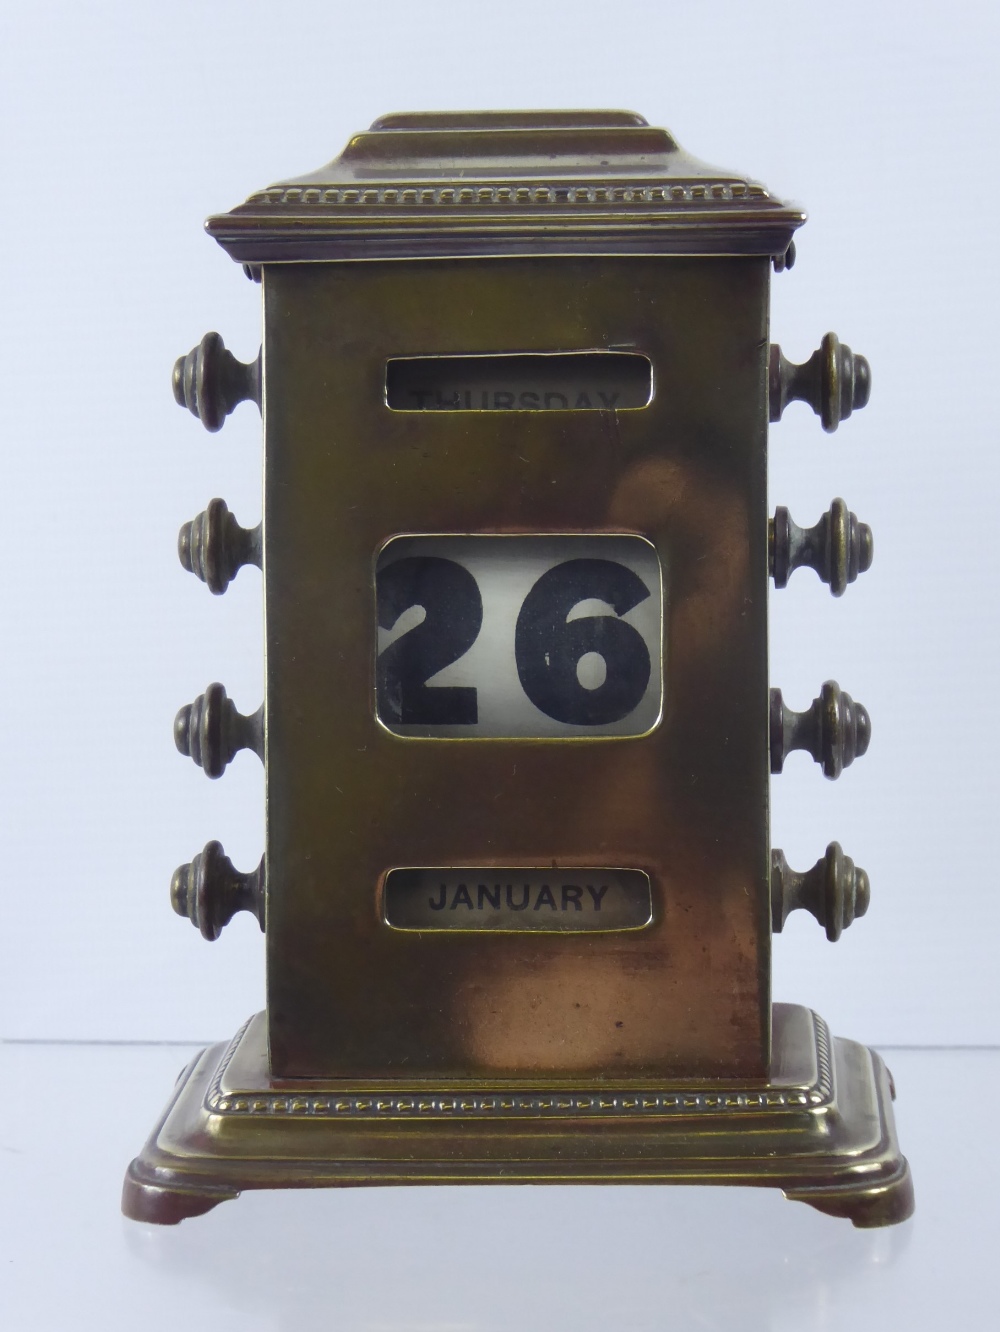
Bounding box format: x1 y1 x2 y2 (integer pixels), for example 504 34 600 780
205 1013 834 1119
246 181 772 209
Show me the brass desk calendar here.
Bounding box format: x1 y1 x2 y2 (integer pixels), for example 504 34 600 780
124 111 913 1226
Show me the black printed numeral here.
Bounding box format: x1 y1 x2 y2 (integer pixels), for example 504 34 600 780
376 557 483 725
514 559 651 725
377 556 652 728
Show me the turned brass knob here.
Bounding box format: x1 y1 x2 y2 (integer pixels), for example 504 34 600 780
770 498 872 596
769 333 871 432
178 498 261 595
172 332 261 432
170 841 266 940
770 681 871 779
174 683 263 778
771 842 869 942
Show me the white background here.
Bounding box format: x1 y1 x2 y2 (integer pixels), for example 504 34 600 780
1 0 996 1050
3 4 998 1328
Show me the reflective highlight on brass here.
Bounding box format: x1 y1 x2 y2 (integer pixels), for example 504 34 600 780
125 110 911 1228
123 1005 912 1229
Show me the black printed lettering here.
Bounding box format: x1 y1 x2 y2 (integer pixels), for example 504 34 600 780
478 884 501 910
384 868 652 931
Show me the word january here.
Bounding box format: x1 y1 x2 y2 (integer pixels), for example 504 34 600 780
407 389 622 411
428 883 610 912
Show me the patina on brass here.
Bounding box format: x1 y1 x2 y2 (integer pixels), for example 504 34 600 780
172 332 260 432
769 681 871 778
174 683 263 777
125 111 911 1226
770 498 873 595
768 333 871 432
261 251 771 1080
177 495 262 595
169 841 265 941
771 845 870 942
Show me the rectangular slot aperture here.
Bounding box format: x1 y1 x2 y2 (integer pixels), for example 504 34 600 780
384 869 653 932
375 535 663 740
386 352 652 412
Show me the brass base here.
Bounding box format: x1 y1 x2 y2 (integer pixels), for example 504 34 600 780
123 1003 913 1227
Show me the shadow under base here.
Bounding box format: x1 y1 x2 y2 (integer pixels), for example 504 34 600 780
123 1002 913 1227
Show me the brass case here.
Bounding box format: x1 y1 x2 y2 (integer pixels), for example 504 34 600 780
263 254 770 1080
125 111 912 1227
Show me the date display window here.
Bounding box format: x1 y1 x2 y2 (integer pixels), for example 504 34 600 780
375 535 663 739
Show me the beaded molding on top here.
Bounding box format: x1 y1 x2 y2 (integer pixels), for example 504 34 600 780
204 1013 834 1119
247 181 771 208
